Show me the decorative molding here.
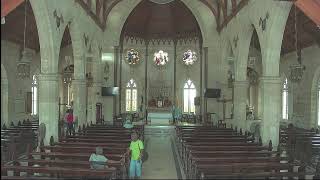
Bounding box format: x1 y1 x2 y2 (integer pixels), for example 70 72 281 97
259 12 269 32
53 10 64 30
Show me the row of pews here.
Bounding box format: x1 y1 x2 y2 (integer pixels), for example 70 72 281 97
2 123 144 180
1 119 39 162
175 125 311 179
280 124 320 174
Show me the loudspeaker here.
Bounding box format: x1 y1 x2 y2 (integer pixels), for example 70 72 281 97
194 97 200 106
204 89 221 98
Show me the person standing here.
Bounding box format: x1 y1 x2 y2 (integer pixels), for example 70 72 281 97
64 109 75 136
125 132 144 179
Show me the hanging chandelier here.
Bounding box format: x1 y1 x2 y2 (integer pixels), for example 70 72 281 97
63 56 74 84
17 0 31 79
289 5 305 83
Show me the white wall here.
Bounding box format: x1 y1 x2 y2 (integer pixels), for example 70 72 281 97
280 45 320 129
1 40 40 125
120 37 201 116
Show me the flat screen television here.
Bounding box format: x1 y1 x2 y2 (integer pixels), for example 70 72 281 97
101 87 119 96
204 88 221 98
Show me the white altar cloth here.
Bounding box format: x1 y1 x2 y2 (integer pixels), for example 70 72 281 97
147 112 172 125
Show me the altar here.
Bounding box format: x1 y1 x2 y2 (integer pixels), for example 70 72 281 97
147 108 172 125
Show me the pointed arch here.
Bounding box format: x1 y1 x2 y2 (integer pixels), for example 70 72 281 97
126 79 137 112
311 66 320 127
183 79 196 113
1 64 9 126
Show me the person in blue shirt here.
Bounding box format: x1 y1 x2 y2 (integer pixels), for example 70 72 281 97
172 105 181 125
89 147 123 170
123 118 134 129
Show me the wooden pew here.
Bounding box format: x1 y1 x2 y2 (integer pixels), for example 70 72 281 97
175 125 305 179
1 165 117 179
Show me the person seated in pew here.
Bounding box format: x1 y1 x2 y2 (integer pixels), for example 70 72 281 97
89 147 123 170
123 119 134 129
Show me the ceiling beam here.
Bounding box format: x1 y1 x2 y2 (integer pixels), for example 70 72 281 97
231 0 237 13
294 0 320 26
221 0 227 21
302 25 320 46
75 0 104 30
217 0 249 32
1 0 24 18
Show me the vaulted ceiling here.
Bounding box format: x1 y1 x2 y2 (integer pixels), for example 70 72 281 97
1 0 319 55
121 0 201 39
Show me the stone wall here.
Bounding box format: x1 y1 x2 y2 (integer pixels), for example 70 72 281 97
1 40 40 126
280 45 320 129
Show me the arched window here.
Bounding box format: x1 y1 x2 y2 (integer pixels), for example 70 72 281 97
282 78 289 120
183 79 196 113
126 79 137 112
318 79 320 126
31 75 38 115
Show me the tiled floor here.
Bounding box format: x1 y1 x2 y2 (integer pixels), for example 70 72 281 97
141 126 179 179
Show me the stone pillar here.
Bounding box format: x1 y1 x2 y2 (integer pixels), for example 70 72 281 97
1 78 9 126
260 76 281 149
72 78 86 128
88 83 101 124
38 73 59 145
233 80 249 131
87 55 102 124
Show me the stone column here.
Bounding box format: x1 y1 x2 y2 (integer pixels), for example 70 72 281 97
233 80 249 131
1 78 9 126
72 78 86 128
87 55 102 124
38 73 59 145
260 76 281 149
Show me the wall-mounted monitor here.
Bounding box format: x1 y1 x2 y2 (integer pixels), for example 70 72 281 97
204 88 221 98
101 87 119 96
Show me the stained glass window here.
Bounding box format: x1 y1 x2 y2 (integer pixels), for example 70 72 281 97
282 78 288 120
182 50 197 65
154 50 169 66
184 79 196 113
31 75 37 115
126 79 137 112
125 49 140 65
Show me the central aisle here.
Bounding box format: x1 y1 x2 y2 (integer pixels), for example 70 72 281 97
141 126 179 179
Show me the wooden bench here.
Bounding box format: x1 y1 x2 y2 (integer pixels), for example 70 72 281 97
175 125 305 179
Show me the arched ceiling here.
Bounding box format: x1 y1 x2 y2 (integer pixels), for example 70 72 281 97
1 0 319 54
121 0 201 39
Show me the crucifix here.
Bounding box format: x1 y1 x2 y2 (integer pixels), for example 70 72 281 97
217 95 232 121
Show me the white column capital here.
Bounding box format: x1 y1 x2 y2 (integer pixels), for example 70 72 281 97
38 73 59 82
259 76 281 84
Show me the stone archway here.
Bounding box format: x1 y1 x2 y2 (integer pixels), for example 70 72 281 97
29 0 60 145
104 0 218 47
1 64 9 127
311 66 320 128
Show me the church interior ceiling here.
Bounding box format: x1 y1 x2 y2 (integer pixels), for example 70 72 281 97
1 0 319 55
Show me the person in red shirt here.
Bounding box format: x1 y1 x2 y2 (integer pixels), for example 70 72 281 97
64 109 75 136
